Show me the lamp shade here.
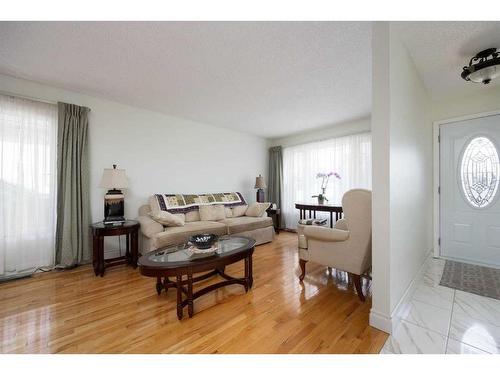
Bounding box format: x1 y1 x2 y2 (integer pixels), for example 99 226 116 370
99 167 128 189
254 174 267 189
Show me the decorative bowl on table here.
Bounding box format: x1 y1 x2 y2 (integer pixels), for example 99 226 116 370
189 234 218 250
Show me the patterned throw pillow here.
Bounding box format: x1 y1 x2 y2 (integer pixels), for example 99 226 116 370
199 204 226 221
245 202 271 217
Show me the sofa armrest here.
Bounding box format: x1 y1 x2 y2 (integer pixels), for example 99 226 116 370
303 225 349 242
137 215 164 238
334 218 348 231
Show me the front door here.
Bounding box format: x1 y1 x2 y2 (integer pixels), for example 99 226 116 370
440 114 500 267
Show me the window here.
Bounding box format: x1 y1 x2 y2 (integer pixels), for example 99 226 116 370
282 132 372 229
460 136 500 208
0 94 57 277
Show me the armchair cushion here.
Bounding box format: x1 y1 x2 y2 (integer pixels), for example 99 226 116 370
334 218 348 230
303 225 349 242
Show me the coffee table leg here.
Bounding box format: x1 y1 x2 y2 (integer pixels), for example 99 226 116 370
156 276 163 295
244 256 250 292
187 272 194 318
248 254 253 289
176 275 183 320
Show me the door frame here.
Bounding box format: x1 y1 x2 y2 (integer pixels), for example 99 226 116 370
433 109 500 258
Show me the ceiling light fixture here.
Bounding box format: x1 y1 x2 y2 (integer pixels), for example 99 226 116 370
461 48 500 84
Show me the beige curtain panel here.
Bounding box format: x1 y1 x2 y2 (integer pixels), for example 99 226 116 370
55 102 91 267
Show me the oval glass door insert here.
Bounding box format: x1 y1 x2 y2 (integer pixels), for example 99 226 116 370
460 136 500 208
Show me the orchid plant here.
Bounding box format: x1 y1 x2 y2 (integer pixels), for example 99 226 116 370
311 171 341 204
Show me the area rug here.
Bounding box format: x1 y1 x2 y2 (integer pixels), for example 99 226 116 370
440 260 500 300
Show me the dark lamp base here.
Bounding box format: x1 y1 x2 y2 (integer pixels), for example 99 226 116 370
256 189 265 203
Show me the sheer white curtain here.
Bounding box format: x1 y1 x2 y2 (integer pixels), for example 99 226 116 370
0 95 57 278
282 132 372 229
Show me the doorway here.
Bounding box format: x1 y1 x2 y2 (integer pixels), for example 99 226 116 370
439 113 500 267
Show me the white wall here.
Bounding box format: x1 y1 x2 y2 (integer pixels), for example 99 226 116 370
370 22 392 331
388 29 433 313
432 85 500 121
370 23 433 333
0 74 268 254
267 116 370 148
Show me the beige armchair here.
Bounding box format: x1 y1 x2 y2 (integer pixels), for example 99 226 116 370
298 189 372 301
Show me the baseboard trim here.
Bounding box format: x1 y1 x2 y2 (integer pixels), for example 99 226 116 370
369 309 393 334
369 249 434 334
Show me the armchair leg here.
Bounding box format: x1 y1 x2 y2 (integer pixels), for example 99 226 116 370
299 259 307 281
351 274 365 302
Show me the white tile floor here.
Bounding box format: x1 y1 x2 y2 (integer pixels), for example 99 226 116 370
380 257 500 354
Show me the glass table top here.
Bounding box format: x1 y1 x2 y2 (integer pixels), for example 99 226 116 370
141 236 253 266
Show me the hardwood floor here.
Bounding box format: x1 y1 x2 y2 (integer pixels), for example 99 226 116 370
0 232 387 353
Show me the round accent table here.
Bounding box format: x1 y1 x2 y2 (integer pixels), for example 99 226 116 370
90 220 140 277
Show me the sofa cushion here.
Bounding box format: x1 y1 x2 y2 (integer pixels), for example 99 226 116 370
185 210 201 222
199 204 226 221
245 202 271 217
219 216 273 235
225 207 233 218
149 211 185 226
232 204 248 217
154 221 227 248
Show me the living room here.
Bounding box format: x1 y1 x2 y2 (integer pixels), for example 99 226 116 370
2 1 500 373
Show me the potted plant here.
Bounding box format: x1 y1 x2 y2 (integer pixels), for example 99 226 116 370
311 171 341 205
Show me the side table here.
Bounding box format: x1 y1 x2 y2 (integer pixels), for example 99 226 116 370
266 207 281 234
90 220 140 277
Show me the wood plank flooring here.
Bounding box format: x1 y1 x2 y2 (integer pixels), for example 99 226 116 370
0 232 387 353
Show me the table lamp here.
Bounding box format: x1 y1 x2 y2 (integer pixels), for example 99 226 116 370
254 174 267 203
99 164 128 224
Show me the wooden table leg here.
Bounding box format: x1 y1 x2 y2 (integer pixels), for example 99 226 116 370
246 254 253 289
125 233 131 265
98 236 105 277
131 229 138 268
92 235 99 276
187 272 194 318
176 275 183 320
276 213 280 234
330 212 333 228
156 276 163 295
244 257 249 292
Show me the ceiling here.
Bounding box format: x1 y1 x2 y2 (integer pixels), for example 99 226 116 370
395 21 500 100
0 22 372 139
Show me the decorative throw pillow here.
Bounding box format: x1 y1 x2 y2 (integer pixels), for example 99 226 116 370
199 204 226 221
149 211 185 227
245 202 271 217
232 204 248 217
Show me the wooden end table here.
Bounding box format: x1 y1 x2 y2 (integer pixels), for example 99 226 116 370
90 220 140 277
266 207 281 234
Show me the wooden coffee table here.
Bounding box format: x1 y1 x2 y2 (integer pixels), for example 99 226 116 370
138 236 255 319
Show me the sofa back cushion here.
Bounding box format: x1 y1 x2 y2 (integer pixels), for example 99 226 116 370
245 202 271 217
232 204 248 217
199 204 226 221
149 211 185 227
185 210 201 222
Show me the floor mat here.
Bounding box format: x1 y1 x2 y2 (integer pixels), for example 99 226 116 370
440 260 500 300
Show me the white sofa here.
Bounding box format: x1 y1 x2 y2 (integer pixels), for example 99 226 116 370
137 196 275 254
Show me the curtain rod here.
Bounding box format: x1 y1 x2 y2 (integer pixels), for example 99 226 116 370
0 90 92 112
0 90 58 105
